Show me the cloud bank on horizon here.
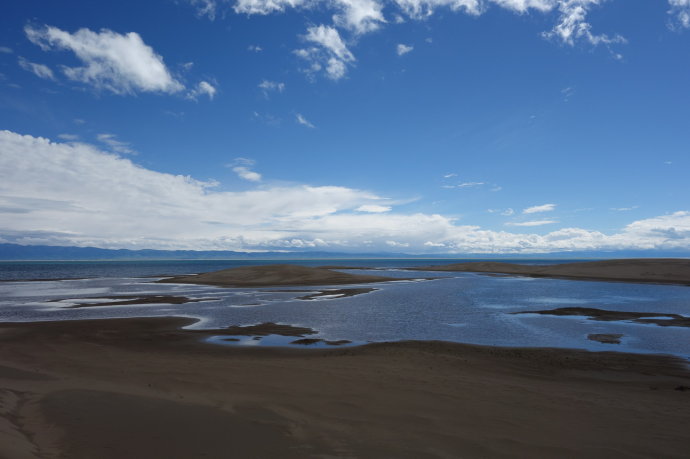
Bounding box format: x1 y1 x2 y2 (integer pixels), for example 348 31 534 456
1 130 688 254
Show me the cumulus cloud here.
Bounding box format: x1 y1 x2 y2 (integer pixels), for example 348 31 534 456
523 203 556 214
296 113 315 128
188 80 217 100
2 130 690 254
230 0 632 82
17 57 54 80
397 43 414 55
25 25 184 95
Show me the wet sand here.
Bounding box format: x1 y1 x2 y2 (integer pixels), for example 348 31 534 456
1 317 689 458
410 258 690 285
515 307 690 327
158 264 398 288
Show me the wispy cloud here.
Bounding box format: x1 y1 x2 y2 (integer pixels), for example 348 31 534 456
523 203 556 214
356 204 392 213
17 57 54 80
611 206 639 212
248 44 263 52
294 25 355 80
0 46 13 54
187 0 219 20
296 113 316 128
228 157 262 182
57 133 79 141
488 208 515 216
187 81 217 100
97 133 137 155
397 43 414 55
506 220 558 227
258 79 285 96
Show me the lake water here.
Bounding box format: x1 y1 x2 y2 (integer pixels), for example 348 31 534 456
1 260 689 358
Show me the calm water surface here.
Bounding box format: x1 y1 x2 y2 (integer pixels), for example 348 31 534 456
1 260 688 358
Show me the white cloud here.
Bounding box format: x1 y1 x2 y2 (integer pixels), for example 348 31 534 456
542 0 626 46
187 0 220 19
248 44 263 52
295 25 355 80
234 0 307 15
332 0 387 34
25 25 184 95
296 113 316 128
357 204 392 213
443 181 484 189
258 79 285 95
235 0 384 33
232 167 262 182
188 80 217 100
3 130 690 254
523 203 556 214
17 57 54 80
229 157 262 182
57 134 79 141
393 0 482 19
487 208 515 216
0 46 13 54
443 173 457 178
397 43 414 55
97 133 137 155
668 0 690 28
506 220 558 227
611 206 639 212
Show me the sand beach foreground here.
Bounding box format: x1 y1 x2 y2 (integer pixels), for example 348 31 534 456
1 317 689 458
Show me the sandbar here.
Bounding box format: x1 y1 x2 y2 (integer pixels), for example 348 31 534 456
410 258 690 285
157 264 398 288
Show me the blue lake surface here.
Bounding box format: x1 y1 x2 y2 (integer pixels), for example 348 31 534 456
1 260 689 358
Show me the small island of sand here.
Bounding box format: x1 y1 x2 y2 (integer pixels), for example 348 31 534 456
158 263 398 287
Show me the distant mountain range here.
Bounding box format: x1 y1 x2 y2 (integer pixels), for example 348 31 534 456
0 243 688 261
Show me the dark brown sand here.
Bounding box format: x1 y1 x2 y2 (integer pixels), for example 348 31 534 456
221 322 317 337
1 317 689 458
158 264 398 288
48 295 217 308
516 307 690 327
410 258 690 285
588 334 624 344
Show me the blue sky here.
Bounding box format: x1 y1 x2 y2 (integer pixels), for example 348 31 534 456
1 0 689 253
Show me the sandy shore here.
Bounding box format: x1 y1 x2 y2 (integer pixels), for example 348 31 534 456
410 258 690 285
1 317 689 458
158 264 400 287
